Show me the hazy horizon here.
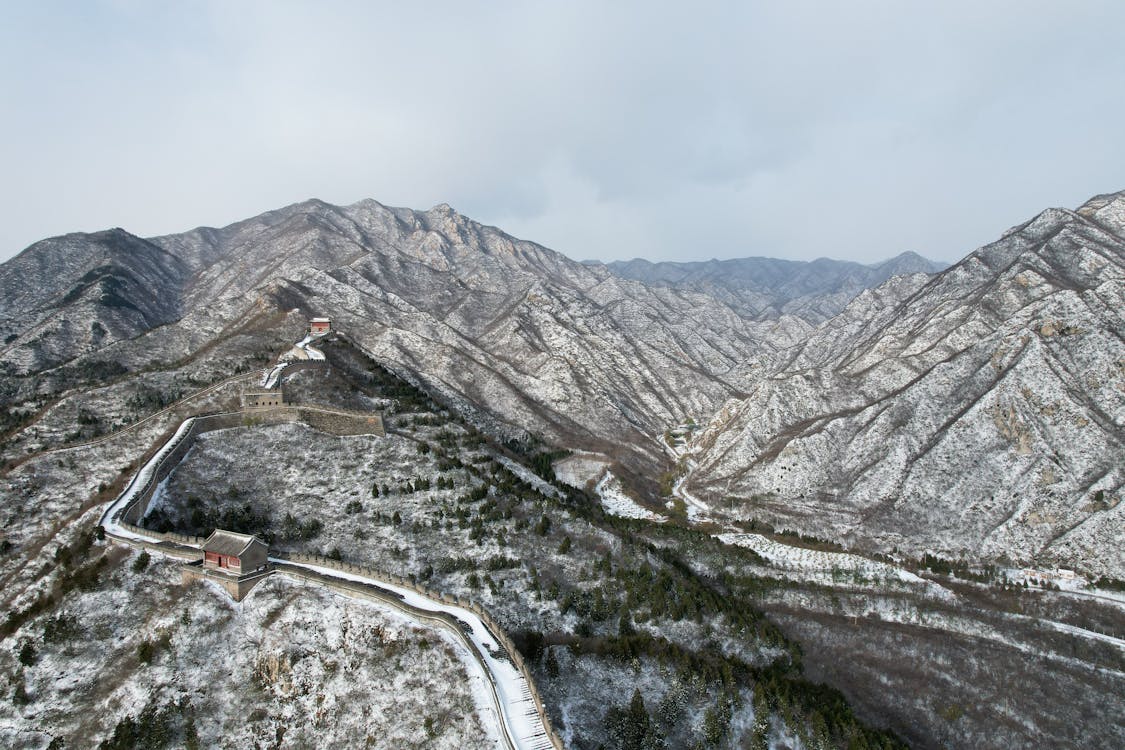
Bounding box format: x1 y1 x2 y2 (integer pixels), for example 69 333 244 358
2 2 1123 265
5 192 963 270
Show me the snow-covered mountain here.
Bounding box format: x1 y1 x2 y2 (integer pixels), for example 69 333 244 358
1 199 812 481
0 229 190 372
1 190 1121 576
685 192 1125 576
603 251 947 323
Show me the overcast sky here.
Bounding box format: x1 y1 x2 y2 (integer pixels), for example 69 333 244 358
2 1 1123 264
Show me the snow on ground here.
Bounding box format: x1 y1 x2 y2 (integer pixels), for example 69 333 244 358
141 468 182 525
159 421 586 635
1040 616 1125 651
551 452 610 490
268 331 327 375
0 555 494 749
280 333 327 362
595 470 665 522
672 462 711 520
99 416 199 539
80 412 553 749
1082 588 1125 608
282 560 556 750
260 363 287 388
663 421 701 460
718 531 946 593
496 456 564 499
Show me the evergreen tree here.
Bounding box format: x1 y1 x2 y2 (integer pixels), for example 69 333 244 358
604 689 664 750
545 646 560 678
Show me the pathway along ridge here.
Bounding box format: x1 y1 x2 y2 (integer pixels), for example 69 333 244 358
97 410 561 750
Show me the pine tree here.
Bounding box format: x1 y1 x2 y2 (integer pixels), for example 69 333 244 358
545 646 560 678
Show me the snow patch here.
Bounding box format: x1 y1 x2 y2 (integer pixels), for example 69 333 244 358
596 470 664 522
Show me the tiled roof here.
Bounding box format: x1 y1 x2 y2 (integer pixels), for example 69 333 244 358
202 530 261 557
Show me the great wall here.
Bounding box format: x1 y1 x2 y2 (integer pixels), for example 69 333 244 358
96 325 565 750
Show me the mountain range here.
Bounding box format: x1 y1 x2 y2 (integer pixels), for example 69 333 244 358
1 190 1121 576
603 251 947 322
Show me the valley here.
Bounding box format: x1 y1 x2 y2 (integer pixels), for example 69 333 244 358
0 191 1122 749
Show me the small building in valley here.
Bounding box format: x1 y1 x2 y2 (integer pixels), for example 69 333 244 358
202 530 269 575
309 317 332 335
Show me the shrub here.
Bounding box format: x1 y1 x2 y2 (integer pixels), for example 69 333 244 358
137 640 156 664
137 630 172 665
43 613 81 643
18 641 37 666
534 515 552 536
603 688 663 750
545 647 560 677
11 677 31 706
131 551 151 573
98 698 198 750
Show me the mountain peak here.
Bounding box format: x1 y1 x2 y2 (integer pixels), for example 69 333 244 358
870 250 948 274
1076 189 1125 236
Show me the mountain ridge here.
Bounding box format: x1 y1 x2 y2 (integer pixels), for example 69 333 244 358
686 190 1125 576
0 190 1122 576
602 250 948 323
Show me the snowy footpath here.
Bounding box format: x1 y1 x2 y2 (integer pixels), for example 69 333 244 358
98 417 199 541
259 331 328 388
97 414 559 750
275 560 558 750
260 363 287 389
717 531 929 585
596 470 664 522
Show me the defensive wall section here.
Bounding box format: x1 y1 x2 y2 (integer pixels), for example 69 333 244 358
98 397 564 747
181 561 275 601
115 405 384 527
274 552 565 750
277 360 325 377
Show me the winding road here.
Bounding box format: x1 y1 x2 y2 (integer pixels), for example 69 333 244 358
96 405 559 750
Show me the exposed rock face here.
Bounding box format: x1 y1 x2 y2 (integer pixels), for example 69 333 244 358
686 193 1125 576
0 229 189 371
603 251 947 323
0 199 809 476
1 190 1121 575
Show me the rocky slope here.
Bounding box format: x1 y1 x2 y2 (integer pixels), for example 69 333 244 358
686 192 1125 577
2 199 814 479
1 192 1123 750
1 191 1121 578
0 549 494 750
0 229 189 373
603 251 947 323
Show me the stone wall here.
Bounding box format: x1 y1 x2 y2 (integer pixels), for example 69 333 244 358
103 524 203 562
275 551 564 750
279 360 326 379
181 562 274 601
297 406 386 437
115 406 383 526
237 405 384 436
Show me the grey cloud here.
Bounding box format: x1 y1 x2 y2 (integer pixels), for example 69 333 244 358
1 0 1123 264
